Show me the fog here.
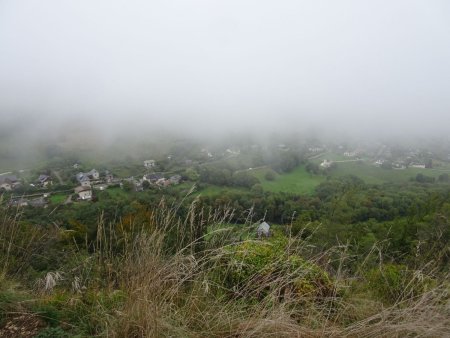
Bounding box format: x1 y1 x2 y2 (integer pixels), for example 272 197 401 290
1 0 450 140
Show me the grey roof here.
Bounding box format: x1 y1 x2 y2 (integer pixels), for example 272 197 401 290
75 186 91 193
0 175 18 184
38 174 50 182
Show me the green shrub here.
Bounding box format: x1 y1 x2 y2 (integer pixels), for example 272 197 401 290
366 263 432 304
219 238 332 300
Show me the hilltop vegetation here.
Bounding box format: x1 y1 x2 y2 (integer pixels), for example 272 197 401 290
1 137 450 336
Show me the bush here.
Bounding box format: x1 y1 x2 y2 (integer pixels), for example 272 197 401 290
219 239 333 300
264 170 276 181
366 263 432 304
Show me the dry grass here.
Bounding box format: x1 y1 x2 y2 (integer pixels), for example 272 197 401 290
88 199 450 338
0 197 449 337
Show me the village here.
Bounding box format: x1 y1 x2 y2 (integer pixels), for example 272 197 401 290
1 139 449 209
0 159 183 208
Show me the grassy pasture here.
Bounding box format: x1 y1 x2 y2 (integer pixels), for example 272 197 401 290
329 161 450 184
251 166 325 195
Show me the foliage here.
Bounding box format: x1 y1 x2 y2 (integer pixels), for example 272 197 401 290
366 264 434 304
220 238 333 300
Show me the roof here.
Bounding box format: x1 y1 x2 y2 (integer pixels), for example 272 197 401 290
38 174 50 182
145 173 163 180
75 186 92 193
0 175 18 184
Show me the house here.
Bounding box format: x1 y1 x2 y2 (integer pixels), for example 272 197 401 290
73 163 81 169
308 147 324 153
9 198 28 207
169 175 182 185
87 169 99 180
320 159 332 169
0 175 20 191
74 186 92 200
105 171 114 183
28 197 47 208
226 148 240 155
144 160 156 168
143 173 163 183
38 174 52 188
410 163 426 169
76 173 91 187
257 222 271 238
374 159 384 167
76 169 99 186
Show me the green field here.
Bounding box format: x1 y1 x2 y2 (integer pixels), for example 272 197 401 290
329 161 450 184
49 193 68 204
252 166 325 195
197 184 248 197
310 152 349 162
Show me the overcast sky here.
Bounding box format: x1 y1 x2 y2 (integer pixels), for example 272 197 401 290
0 1 449 137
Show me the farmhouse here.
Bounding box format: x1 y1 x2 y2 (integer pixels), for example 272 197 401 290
320 159 332 169
38 174 52 188
76 173 91 187
105 171 114 183
87 169 100 180
410 163 426 169
28 197 47 208
0 175 20 191
144 160 156 168
143 173 163 183
74 186 92 200
169 175 182 185
76 169 100 187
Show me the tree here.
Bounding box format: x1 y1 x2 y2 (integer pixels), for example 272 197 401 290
438 173 449 182
264 170 276 181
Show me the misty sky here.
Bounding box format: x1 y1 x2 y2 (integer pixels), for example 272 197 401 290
1 1 449 136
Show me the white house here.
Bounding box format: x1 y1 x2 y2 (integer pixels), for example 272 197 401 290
320 159 332 168
75 186 92 200
144 160 156 168
87 169 100 180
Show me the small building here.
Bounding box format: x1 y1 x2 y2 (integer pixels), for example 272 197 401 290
28 197 47 208
320 159 332 169
9 198 28 207
74 186 92 200
105 171 114 183
374 159 384 167
257 222 271 238
38 174 52 188
76 173 91 187
143 173 163 183
87 169 100 180
0 175 20 191
144 160 156 168
169 175 182 185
